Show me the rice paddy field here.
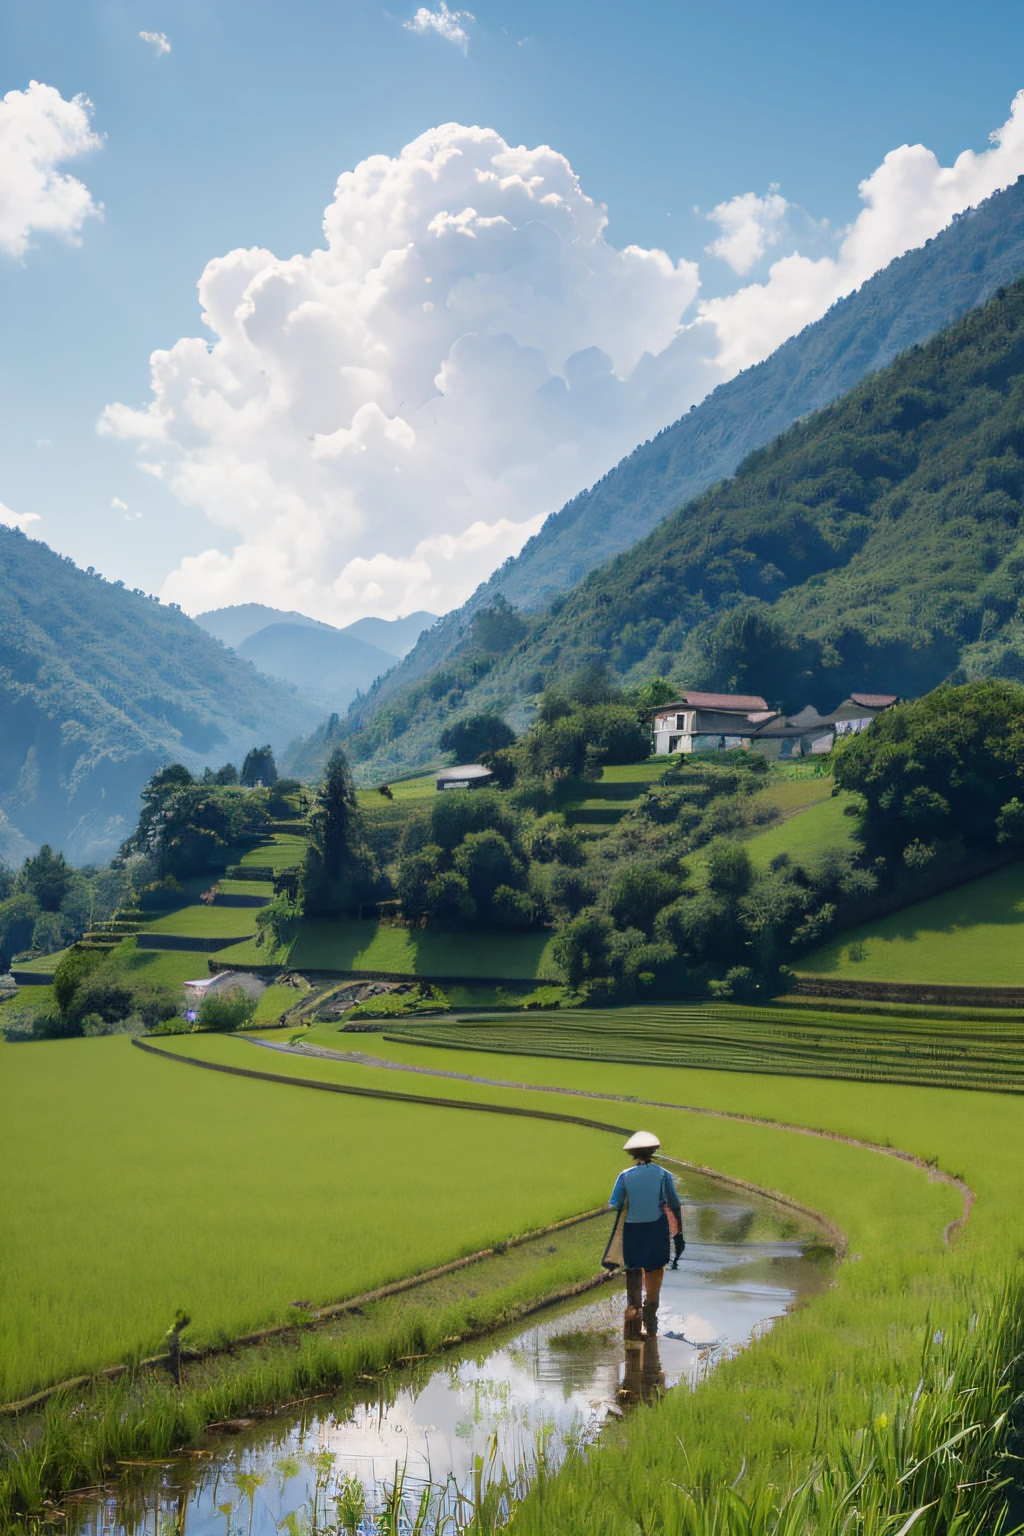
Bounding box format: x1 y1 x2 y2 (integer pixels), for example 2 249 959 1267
1 1009 1022 1533
0 1033 623 1404
378 1001 1024 1092
798 859 1024 984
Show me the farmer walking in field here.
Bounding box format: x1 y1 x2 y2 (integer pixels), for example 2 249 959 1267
604 1131 684 1344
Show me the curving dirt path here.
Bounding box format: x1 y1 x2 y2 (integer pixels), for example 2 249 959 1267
246 1037 975 1246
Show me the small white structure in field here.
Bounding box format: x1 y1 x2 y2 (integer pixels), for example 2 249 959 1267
184 971 267 1009
435 763 495 791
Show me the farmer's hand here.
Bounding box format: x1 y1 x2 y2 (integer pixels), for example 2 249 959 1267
673 1233 685 1258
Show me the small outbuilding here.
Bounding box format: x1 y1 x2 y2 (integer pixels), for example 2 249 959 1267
183 971 267 1009
435 764 495 792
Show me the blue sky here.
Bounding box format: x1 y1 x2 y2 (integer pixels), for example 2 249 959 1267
3 0 1024 618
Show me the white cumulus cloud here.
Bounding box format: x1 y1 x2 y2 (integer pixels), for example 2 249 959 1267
102 97 1024 625
698 90 1024 376
404 2 474 52
0 501 41 531
0 81 102 258
139 30 171 55
704 186 789 275
101 123 700 622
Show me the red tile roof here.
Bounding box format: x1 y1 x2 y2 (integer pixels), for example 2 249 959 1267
850 693 898 708
681 691 769 711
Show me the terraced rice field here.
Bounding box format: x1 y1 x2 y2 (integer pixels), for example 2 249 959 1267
238 833 307 871
141 904 259 939
384 1002 1024 1093
215 919 560 979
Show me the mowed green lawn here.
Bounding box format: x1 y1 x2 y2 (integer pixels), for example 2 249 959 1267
799 860 1024 984
0 1034 623 1402
216 919 560 979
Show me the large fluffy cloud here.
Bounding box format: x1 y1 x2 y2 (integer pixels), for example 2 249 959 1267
0 81 101 258
103 98 1024 623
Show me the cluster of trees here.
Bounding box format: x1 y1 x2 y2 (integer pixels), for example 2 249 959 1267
834 680 1024 870
553 840 876 1002
0 848 128 971
117 758 301 884
439 667 669 795
395 789 545 931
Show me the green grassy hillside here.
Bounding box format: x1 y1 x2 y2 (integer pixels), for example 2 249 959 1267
798 860 1024 984
0 528 319 861
339 274 1024 783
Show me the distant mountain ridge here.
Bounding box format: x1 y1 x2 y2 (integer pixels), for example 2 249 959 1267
0 531 320 861
236 623 399 711
194 604 336 648
194 605 438 715
195 604 436 658
350 175 1024 727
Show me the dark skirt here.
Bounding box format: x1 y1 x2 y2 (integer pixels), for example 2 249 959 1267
622 1214 670 1272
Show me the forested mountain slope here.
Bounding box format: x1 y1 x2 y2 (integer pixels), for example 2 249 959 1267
350 175 1024 724
337 275 1024 779
0 530 319 860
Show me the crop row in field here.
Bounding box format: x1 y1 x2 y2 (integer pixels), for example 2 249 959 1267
384 1002 1024 1092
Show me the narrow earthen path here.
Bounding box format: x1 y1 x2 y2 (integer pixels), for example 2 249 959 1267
246 1036 975 1245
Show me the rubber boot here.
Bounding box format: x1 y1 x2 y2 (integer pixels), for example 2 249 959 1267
642 1298 659 1338
624 1270 644 1348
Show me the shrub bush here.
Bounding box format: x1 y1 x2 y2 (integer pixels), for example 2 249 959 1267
196 987 257 1032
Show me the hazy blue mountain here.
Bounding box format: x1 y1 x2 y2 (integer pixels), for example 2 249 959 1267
236 623 399 711
194 603 336 648
195 603 437 659
0 529 320 861
350 176 1024 726
342 611 437 657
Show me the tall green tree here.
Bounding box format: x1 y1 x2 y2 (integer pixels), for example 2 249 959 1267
21 845 73 911
301 749 377 917
240 745 278 787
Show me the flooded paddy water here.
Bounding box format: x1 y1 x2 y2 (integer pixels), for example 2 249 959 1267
62 1175 835 1536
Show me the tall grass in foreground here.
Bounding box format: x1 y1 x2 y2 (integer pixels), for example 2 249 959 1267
496 1262 1024 1536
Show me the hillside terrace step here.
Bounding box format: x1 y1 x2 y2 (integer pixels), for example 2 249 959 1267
9 969 55 985
137 932 256 953
213 893 272 908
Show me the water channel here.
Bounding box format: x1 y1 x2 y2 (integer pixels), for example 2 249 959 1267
64 1175 835 1536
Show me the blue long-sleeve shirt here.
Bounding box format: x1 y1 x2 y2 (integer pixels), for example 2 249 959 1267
609 1163 681 1224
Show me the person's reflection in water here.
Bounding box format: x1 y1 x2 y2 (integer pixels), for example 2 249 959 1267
618 1335 666 1409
